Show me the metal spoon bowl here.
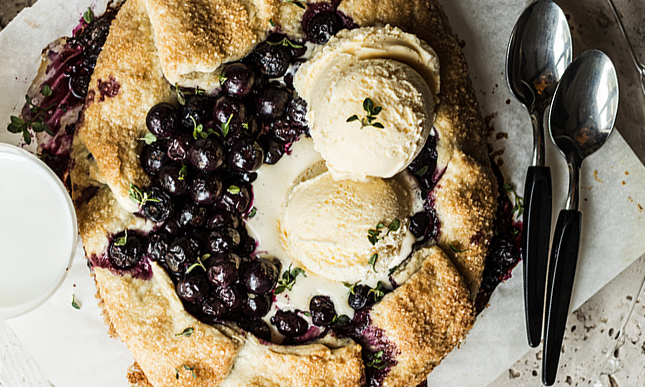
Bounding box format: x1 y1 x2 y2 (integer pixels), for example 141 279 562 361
542 49 619 386
505 0 572 348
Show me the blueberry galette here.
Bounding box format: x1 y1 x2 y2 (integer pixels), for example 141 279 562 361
55 0 499 385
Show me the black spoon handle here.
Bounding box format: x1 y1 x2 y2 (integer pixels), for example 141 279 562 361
522 166 553 348
542 209 582 386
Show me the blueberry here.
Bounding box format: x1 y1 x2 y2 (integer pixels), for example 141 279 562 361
178 95 213 133
227 139 264 173
216 183 252 214
306 11 344 45
215 284 246 312
175 202 209 228
158 163 189 196
309 296 337 326
207 227 241 254
286 97 308 128
176 273 210 302
261 137 285 165
213 95 248 126
271 310 308 337
165 236 198 273
201 294 227 320
162 219 181 236
108 230 145 270
348 284 371 310
188 173 223 205
221 63 256 98
242 258 279 295
146 103 178 138
147 232 169 262
242 293 272 318
238 171 258 184
207 211 241 230
251 42 291 78
409 212 430 238
70 72 91 99
238 234 257 256
239 318 272 342
142 187 174 223
167 132 193 162
268 119 302 143
206 253 242 287
253 86 291 121
188 138 225 172
141 142 167 176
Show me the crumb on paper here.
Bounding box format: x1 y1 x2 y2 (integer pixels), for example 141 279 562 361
622 181 626 185
625 171 630 175
593 170 603 183
638 204 643 212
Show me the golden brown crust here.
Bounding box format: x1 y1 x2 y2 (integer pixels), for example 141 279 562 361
220 336 364 387
95 264 242 387
434 148 497 297
370 246 474 387
144 0 279 90
77 0 174 214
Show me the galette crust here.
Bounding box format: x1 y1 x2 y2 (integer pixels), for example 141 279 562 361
144 0 280 90
69 0 498 385
77 0 173 214
371 246 474 387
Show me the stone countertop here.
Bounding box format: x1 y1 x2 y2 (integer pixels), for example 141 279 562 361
1 0 644 386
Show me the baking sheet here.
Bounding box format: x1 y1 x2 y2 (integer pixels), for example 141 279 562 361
1 0 644 386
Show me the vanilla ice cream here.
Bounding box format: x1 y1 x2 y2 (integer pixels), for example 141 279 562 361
279 169 413 283
294 25 440 179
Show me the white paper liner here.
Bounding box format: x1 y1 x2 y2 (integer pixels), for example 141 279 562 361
0 0 644 386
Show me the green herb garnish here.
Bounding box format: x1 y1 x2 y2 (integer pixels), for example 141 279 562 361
245 207 257 219
367 219 400 245
274 265 306 294
175 327 194 337
114 230 128 247
221 114 233 137
503 182 524 218
71 295 81 310
346 98 384 129
448 243 468 253
269 19 276 27
366 350 390 370
191 116 216 139
41 84 52 97
227 185 241 195
175 83 186 105
186 254 211 274
368 253 378 272
413 165 428 177
175 364 197 379
178 165 188 181
140 132 157 145
343 281 358 295
388 265 399 276
218 73 228 85
83 8 94 24
267 37 303 49
7 95 56 145
128 183 160 206
369 281 386 302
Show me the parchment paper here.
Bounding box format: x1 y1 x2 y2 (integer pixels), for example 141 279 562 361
1 0 644 386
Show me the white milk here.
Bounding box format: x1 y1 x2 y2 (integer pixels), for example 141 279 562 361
0 144 77 318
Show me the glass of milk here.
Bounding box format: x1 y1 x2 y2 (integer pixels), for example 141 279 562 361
0 143 77 319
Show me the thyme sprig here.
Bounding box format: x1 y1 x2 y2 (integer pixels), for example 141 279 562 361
368 253 378 272
347 98 384 129
83 8 94 24
175 327 194 337
366 350 390 370
175 364 197 379
267 37 303 49
274 265 306 294
281 0 305 9
367 219 401 245
114 230 128 247
503 182 525 218
128 183 160 206
186 254 211 274
7 95 56 145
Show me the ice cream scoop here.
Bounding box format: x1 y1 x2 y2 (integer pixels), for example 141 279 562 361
295 26 440 179
279 169 413 283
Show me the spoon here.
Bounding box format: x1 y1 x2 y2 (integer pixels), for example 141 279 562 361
542 49 618 386
506 0 572 348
